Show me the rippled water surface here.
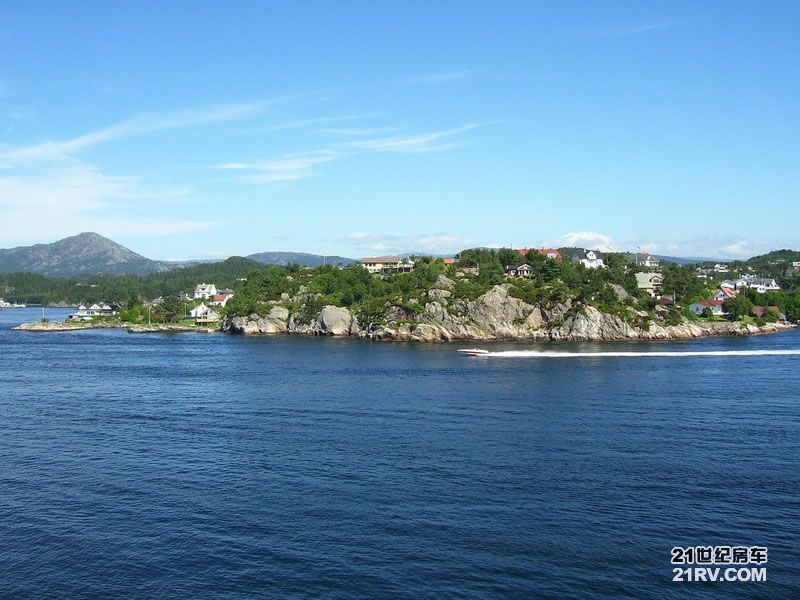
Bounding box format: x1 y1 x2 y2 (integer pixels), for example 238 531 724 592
1 308 799 598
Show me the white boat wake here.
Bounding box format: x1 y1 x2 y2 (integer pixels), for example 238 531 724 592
463 349 800 359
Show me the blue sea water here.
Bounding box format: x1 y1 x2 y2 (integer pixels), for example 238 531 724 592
1 307 799 599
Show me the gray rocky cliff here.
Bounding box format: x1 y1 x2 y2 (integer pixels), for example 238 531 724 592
222 283 788 342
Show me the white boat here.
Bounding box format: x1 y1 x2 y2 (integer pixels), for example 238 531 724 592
458 348 490 356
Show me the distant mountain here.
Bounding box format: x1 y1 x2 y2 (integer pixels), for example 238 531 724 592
652 255 714 266
733 249 800 267
398 252 455 259
0 232 181 277
246 251 356 267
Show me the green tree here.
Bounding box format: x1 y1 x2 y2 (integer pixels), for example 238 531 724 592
160 296 183 323
724 295 753 320
662 264 709 303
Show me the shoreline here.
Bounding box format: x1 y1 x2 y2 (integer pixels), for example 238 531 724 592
11 318 794 342
12 321 216 334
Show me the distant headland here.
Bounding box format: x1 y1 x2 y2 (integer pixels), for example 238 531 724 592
6 235 798 343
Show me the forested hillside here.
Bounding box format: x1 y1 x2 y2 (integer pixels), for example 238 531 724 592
0 257 262 305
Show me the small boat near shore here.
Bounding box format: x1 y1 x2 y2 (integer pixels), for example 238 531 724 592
458 348 490 356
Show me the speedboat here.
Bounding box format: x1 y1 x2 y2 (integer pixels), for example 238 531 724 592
458 348 489 356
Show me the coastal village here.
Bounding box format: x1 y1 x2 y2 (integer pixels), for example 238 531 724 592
15 245 789 333
3 229 797 337
357 248 789 324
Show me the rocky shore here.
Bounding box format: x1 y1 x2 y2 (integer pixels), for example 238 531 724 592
222 281 792 342
13 321 214 334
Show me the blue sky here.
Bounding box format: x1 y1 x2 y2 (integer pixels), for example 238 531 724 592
1 1 798 259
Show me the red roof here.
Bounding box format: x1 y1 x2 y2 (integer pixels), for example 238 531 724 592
516 248 562 258
752 306 781 318
699 300 725 307
537 248 562 258
442 258 456 265
212 294 227 302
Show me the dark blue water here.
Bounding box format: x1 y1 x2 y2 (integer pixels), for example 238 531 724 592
1 307 799 599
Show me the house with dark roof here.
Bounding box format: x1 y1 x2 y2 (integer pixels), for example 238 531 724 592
751 306 786 323
194 283 217 300
626 253 660 268
574 250 606 269
746 278 781 293
505 263 533 278
658 296 676 307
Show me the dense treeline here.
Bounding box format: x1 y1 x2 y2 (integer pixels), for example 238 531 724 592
4 247 800 325
228 249 657 327
0 257 262 305
225 259 448 322
699 249 800 289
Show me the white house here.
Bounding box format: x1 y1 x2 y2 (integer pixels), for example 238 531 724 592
360 257 415 274
68 303 118 321
635 272 663 297
689 300 727 317
746 278 780 293
190 303 220 321
190 303 210 318
575 250 606 269
505 263 534 278
627 253 660 269
713 263 730 273
210 289 235 307
713 287 737 301
193 283 218 300
731 278 751 291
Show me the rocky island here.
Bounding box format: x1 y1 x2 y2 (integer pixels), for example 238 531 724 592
221 250 793 342
223 279 788 342
9 247 796 343
13 321 215 334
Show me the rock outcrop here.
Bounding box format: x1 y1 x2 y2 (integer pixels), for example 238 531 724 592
222 283 791 342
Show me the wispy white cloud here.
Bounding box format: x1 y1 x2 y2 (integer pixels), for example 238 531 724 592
537 231 792 260
578 21 686 39
253 113 381 133
216 122 492 184
1 98 284 162
402 70 472 84
320 126 400 136
0 161 216 244
643 236 785 260
0 98 248 240
542 231 616 252
338 232 470 254
336 123 482 153
215 150 340 183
